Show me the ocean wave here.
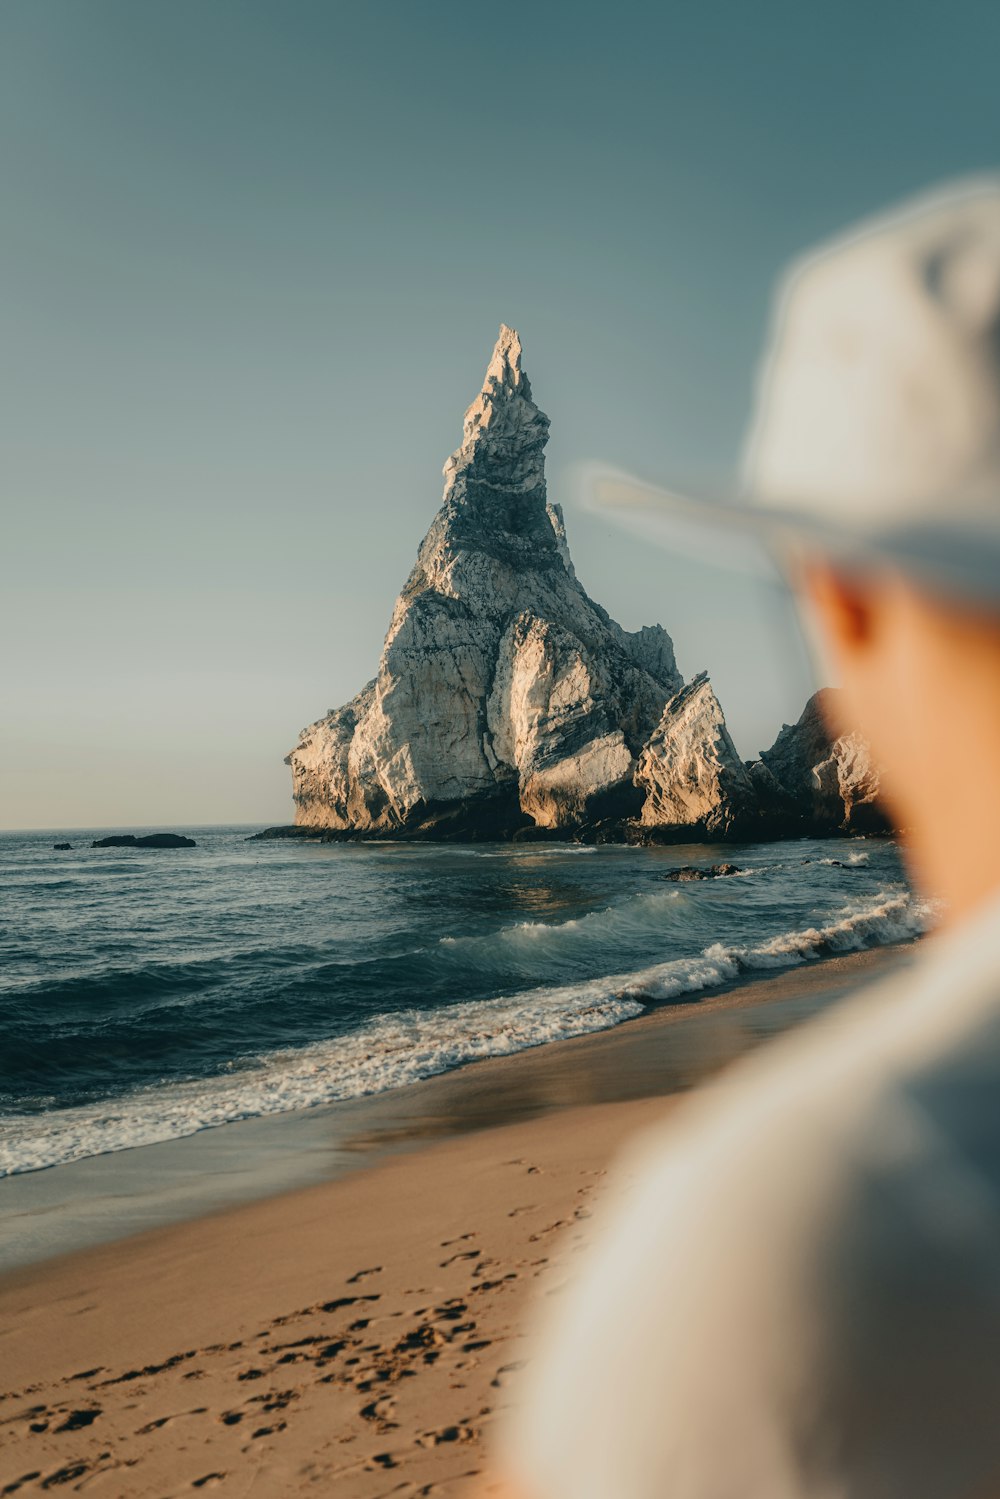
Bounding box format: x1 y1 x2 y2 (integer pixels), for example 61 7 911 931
437 888 687 962
472 845 600 858
0 888 930 1178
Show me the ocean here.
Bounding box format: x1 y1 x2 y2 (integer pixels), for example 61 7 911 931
0 826 930 1182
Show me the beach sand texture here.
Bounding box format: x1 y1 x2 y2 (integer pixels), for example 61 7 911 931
0 945 908 1497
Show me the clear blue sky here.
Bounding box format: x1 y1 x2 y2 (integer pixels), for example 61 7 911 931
3 0 998 829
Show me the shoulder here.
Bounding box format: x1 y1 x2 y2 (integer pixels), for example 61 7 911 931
508 958 1000 1498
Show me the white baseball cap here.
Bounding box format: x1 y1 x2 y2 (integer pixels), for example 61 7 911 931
591 176 1000 603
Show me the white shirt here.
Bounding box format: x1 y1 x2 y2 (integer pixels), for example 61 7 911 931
507 891 1000 1499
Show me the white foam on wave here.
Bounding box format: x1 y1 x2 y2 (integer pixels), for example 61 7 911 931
438 888 684 957
473 844 600 858
0 888 932 1178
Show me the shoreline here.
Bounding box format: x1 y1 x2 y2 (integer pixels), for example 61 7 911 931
1 940 913 1277
0 941 915 1496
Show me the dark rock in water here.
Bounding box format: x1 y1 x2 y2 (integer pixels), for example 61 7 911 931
136 833 196 848
661 862 745 882
53 842 73 850
248 825 319 841
91 833 196 849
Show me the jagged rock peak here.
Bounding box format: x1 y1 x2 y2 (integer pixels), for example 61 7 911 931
443 325 550 495
286 323 684 836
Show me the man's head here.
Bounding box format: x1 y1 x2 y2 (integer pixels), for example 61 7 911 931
798 557 1000 922
714 176 1000 922
598 176 1000 919
755 178 1000 922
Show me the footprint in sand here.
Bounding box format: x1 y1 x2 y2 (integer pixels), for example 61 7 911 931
491 1360 528 1389
41 1462 91 1488
191 1476 227 1490
359 1395 398 1430
98 1350 197 1385
13 1405 48 1431
439 1250 481 1268
54 1408 102 1433
248 1389 299 1414
320 1294 381 1314
137 1412 184 1434
432 1299 468 1319
473 1273 519 1292
393 1324 448 1354
440 1233 476 1247
417 1423 477 1447
528 1220 570 1242
346 1266 383 1284
249 1421 287 1439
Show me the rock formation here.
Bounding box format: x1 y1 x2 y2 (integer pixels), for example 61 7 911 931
91 833 198 848
288 326 682 837
284 328 885 843
757 689 887 834
635 673 759 838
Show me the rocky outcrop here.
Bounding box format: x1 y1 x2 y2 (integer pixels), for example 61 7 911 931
285 328 884 843
757 689 887 833
635 673 759 838
91 833 197 848
287 326 682 837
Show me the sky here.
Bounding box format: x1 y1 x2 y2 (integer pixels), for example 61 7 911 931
3 0 1000 830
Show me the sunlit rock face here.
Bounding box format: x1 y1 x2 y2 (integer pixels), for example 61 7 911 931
286 326 682 835
285 331 883 841
635 673 760 837
759 689 887 833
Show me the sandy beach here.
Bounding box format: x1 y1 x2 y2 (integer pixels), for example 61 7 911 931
0 943 911 1497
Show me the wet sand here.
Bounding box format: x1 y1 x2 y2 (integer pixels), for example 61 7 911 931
0 942 912 1497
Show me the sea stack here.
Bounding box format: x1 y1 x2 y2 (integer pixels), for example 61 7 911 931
287 326 682 837
285 327 885 841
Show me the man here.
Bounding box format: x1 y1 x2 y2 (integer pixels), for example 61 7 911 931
495 179 1000 1497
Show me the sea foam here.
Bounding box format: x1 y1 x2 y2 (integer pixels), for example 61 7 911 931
0 888 930 1178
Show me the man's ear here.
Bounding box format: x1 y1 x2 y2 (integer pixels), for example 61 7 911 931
796 559 877 655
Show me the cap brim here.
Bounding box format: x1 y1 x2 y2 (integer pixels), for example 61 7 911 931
576 463 1000 605
572 464 814 583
